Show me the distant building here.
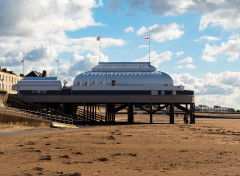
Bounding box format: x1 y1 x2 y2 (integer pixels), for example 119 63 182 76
0 67 23 94
25 70 47 77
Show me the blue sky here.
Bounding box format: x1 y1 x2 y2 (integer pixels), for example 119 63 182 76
0 0 240 109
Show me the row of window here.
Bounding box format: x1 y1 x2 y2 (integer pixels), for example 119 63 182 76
0 73 22 83
77 80 116 86
76 80 171 87
0 83 12 91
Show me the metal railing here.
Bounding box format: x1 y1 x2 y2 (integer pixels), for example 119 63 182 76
0 106 74 124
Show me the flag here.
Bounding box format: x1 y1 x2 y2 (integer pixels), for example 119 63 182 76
21 59 24 62
145 36 149 40
97 36 101 41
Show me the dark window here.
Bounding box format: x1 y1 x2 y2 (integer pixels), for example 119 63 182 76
165 91 172 95
112 80 116 86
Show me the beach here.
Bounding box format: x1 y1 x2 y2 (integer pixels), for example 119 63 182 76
0 117 240 176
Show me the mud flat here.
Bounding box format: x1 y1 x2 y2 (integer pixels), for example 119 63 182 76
0 117 239 176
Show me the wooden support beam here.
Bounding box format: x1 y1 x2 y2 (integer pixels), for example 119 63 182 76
190 103 195 124
174 104 190 113
150 103 153 124
128 103 134 124
83 103 86 121
170 103 174 124
135 105 150 113
114 104 127 113
152 104 168 114
87 104 89 121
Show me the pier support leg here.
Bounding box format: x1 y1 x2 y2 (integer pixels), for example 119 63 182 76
170 103 174 124
190 103 195 124
150 103 153 124
87 104 89 121
105 104 115 123
128 103 134 124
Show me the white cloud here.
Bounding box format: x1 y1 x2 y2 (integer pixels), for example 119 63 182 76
201 55 217 62
136 23 184 42
0 0 102 38
175 65 183 69
199 9 240 31
176 51 184 57
116 1 240 31
134 50 173 68
172 71 240 109
124 27 134 33
138 45 149 48
195 35 220 41
178 57 193 64
0 1 126 79
176 57 195 69
175 64 196 70
186 64 196 69
202 38 240 62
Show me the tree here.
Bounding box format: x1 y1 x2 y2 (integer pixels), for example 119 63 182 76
228 108 235 112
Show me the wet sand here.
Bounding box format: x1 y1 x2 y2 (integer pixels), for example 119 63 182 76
0 117 240 176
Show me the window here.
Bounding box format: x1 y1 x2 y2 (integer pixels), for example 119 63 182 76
77 81 81 86
92 81 96 85
100 81 104 85
112 80 116 86
32 90 38 94
84 81 88 86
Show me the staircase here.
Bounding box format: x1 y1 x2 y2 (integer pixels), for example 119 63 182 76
75 107 105 123
7 95 74 124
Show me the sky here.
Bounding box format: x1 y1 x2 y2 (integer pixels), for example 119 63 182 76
0 0 240 109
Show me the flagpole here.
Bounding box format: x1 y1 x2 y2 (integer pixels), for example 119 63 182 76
23 58 24 76
99 36 101 62
58 58 59 78
149 35 151 62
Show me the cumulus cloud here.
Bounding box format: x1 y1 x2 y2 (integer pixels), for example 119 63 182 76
136 23 184 42
176 51 184 57
134 50 173 68
199 9 240 31
175 57 195 69
178 57 193 64
202 38 240 62
185 64 196 69
201 55 217 62
110 0 240 31
0 0 102 38
0 0 126 80
172 71 240 109
124 27 134 33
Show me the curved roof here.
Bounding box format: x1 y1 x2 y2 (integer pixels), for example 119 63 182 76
73 62 173 86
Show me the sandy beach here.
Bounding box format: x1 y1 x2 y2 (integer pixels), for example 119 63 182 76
0 116 240 176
